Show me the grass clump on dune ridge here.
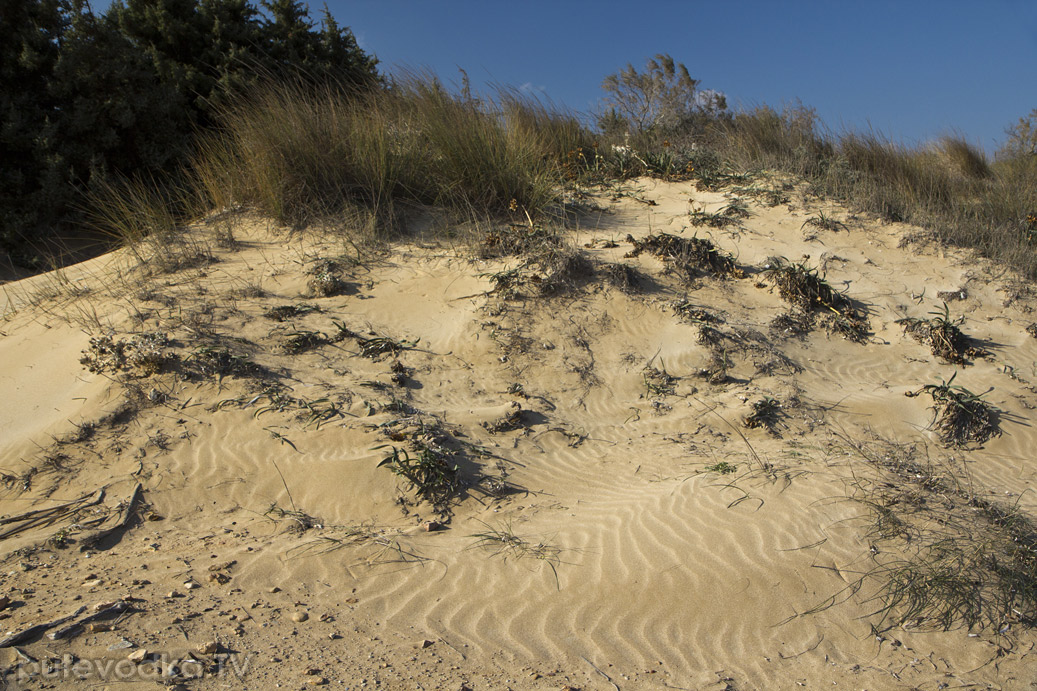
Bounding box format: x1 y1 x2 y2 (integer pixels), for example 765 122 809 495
704 105 1037 279
88 73 608 268
190 75 589 236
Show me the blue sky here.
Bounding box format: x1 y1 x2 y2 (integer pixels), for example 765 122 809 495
329 0 1036 154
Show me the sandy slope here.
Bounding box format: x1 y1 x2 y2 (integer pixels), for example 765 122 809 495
2 178 1037 689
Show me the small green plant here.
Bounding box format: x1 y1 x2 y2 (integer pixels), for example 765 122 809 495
800 211 846 232
704 460 737 475
376 443 461 506
906 373 999 446
480 267 527 298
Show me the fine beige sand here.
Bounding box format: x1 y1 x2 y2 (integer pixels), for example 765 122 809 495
3 177 1037 689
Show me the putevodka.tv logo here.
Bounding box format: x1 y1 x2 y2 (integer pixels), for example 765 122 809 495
10 652 252 683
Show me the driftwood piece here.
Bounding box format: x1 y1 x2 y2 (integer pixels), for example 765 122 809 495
78 484 143 551
0 606 86 647
47 601 132 641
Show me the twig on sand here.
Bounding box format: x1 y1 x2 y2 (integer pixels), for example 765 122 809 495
271 459 299 514
435 631 466 660
580 655 620 691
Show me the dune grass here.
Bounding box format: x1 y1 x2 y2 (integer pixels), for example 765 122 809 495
701 106 1037 279
189 75 590 236
819 434 1037 634
85 74 611 268
82 70 1037 285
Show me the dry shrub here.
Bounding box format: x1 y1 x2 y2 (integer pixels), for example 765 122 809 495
80 332 173 376
625 233 743 279
762 257 868 342
906 376 999 447
897 304 989 365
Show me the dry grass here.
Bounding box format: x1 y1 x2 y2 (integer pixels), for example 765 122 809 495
703 107 1037 279
625 233 744 280
810 433 1037 634
190 75 581 235
762 257 869 342
897 303 989 365
906 375 1000 447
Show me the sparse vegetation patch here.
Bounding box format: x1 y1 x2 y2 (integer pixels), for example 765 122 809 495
264 304 320 322
897 304 989 365
800 211 846 233
763 256 868 342
643 366 677 396
280 330 329 354
688 201 749 229
80 332 174 377
625 233 744 279
186 345 258 381
376 441 462 510
825 435 1037 633
906 375 999 446
742 396 782 433
671 300 724 324
332 323 417 359
704 460 737 475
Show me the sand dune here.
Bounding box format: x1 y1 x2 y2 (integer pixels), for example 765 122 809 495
2 178 1037 688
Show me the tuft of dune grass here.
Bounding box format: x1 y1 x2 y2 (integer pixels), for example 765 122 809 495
189 75 587 235
704 107 1037 279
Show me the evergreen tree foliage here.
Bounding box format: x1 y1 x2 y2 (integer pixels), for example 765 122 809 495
0 0 378 268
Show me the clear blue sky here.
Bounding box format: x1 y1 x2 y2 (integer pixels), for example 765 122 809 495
328 0 1036 154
